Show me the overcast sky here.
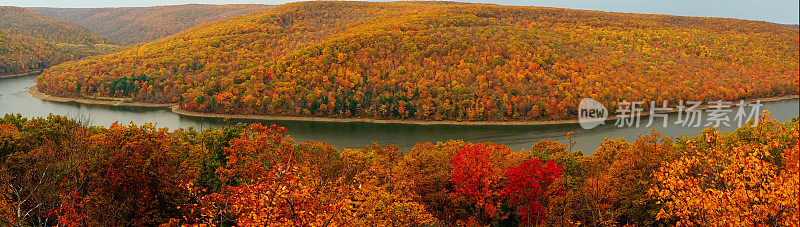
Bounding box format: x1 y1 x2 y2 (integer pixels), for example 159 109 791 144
3 0 798 24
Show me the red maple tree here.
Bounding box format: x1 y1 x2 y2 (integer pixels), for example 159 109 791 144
502 158 563 226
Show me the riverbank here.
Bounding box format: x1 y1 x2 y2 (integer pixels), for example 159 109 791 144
170 106 586 126
0 71 41 79
28 83 799 125
29 86 175 108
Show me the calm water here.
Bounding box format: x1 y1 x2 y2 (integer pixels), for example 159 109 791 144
1 74 798 154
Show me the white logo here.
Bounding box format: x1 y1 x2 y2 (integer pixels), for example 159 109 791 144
578 98 608 129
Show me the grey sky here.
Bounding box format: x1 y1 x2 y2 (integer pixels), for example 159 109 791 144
3 0 798 24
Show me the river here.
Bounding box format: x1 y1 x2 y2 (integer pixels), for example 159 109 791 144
1 74 798 154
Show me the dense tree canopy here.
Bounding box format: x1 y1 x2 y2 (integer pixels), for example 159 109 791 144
0 112 795 226
30 4 275 45
38 1 799 122
0 6 103 45
0 7 118 76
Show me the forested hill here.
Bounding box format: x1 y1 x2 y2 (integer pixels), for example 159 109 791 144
0 6 116 76
37 1 799 122
29 4 274 45
0 6 103 44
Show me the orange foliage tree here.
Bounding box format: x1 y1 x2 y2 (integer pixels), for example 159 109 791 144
651 113 799 226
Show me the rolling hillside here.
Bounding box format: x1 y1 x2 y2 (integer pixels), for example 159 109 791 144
37 1 799 122
0 6 117 76
30 4 274 45
0 6 103 44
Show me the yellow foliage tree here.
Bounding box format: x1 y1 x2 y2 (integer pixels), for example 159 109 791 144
651 113 799 226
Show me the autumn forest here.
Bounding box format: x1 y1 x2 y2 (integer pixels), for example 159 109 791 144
0 112 797 226
0 1 798 226
0 6 120 76
36 2 799 121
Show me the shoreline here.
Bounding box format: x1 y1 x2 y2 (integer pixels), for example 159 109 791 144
29 86 175 108
0 71 41 79
169 105 584 126
28 84 799 126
